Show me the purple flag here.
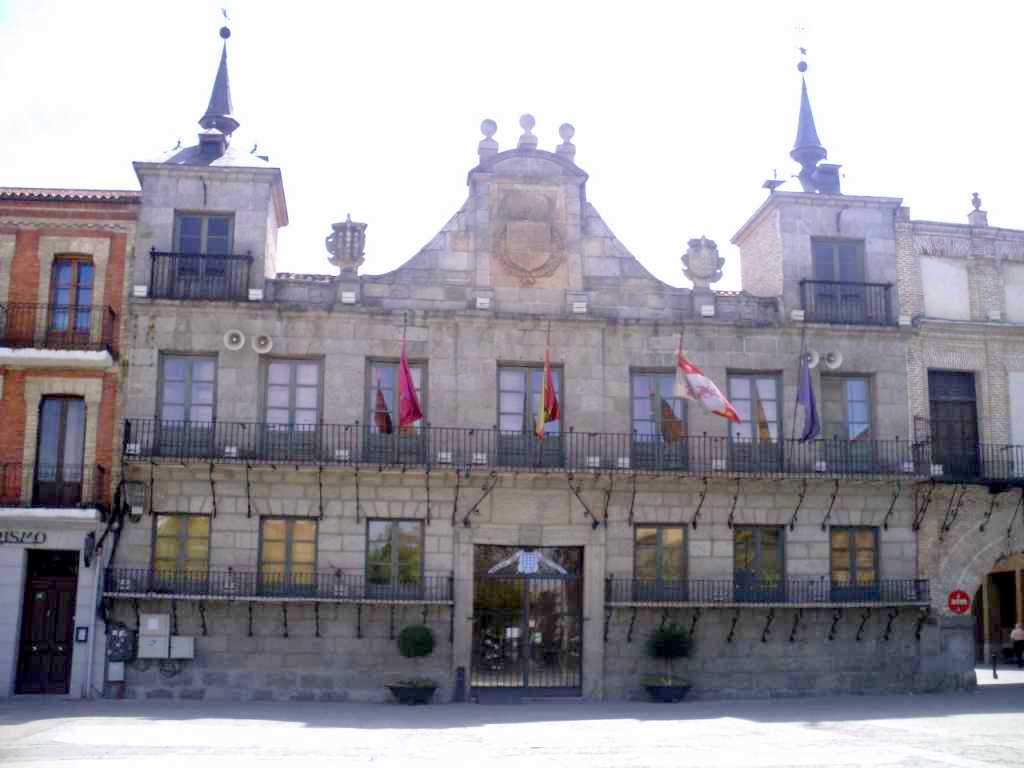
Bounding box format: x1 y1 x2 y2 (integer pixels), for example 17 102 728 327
797 354 820 442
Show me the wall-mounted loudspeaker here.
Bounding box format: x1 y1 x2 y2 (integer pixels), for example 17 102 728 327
824 351 843 370
803 350 820 369
223 329 246 351
252 334 274 354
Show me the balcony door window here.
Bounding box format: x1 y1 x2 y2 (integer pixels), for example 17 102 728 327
634 525 686 600
367 520 423 595
734 526 784 600
812 240 865 284
498 365 562 435
367 361 424 432
159 356 216 424
259 518 317 593
34 396 85 505
175 214 233 256
631 372 686 470
821 377 871 441
263 360 321 461
830 527 878 587
49 256 93 337
153 515 210 575
928 370 979 479
728 375 780 443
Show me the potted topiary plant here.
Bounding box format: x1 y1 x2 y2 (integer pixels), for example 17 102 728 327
641 622 692 702
387 624 438 704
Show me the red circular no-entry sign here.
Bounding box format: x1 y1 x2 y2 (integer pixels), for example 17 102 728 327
948 590 971 614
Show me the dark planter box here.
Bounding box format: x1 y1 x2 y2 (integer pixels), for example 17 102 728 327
388 684 437 705
644 683 691 703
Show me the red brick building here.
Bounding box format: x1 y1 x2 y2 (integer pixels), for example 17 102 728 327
0 187 138 697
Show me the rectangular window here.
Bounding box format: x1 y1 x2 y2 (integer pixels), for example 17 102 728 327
498 365 562 435
634 525 686 601
259 518 317 594
821 376 872 441
265 359 321 427
174 213 233 256
734 526 784 601
728 374 781 473
159 355 217 423
812 240 865 284
366 520 423 597
34 396 86 506
153 515 210 575
48 256 94 336
830 527 878 586
631 371 687 471
367 361 425 431
928 370 979 479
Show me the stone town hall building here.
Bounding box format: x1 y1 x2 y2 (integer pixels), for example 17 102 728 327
1 27 1023 701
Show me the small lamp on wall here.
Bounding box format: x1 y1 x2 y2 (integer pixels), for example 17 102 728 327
124 481 147 523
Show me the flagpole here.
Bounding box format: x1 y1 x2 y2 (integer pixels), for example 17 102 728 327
790 325 807 442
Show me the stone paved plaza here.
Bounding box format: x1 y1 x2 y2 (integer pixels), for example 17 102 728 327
1 683 1022 767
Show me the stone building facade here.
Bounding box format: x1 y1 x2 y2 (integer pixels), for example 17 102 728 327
91 37 984 704
0 186 139 697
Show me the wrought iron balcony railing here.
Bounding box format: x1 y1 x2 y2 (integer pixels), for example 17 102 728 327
605 577 930 606
103 566 454 604
0 462 108 509
123 418 928 479
799 279 894 326
0 303 117 355
149 249 253 301
925 443 1024 485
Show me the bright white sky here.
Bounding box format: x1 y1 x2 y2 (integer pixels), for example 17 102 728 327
1 1 1020 290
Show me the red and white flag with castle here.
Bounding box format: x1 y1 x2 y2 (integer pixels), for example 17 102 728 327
674 344 741 424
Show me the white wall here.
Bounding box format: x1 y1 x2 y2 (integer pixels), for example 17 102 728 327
921 256 970 320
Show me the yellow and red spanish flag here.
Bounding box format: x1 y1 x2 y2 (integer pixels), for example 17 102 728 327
535 346 560 438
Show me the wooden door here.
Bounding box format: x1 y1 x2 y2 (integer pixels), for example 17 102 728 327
16 573 77 694
928 371 979 479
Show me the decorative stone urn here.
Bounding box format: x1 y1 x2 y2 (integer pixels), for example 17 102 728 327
681 236 724 289
326 214 367 274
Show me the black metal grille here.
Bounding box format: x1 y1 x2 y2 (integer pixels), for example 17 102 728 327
103 566 453 603
123 418 930 480
799 280 894 325
0 303 117 354
149 250 252 301
605 577 930 605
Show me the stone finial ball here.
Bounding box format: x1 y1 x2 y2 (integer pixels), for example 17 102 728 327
797 60 807 73
559 123 575 142
519 114 536 132
220 26 231 39
481 119 497 138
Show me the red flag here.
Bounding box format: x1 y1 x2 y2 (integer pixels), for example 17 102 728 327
398 339 423 428
535 347 560 438
674 344 741 424
373 374 393 434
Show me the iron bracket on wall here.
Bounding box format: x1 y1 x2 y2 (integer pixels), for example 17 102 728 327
628 473 639 526
726 609 740 643
761 608 775 643
1007 487 1024 539
462 471 499 528
317 465 324 520
170 600 178 635
132 598 141 631
247 602 254 638
421 605 429 625
450 471 462 527
828 608 842 641
882 607 898 642
788 479 808 531
882 481 902 530
726 478 741 529
354 467 362 523
567 474 601 530
979 492 1001 533
939 485 966 541
208 463 218 518
819 480 840 531
691 477 708 530
789 608 803 643
425 468 431 525
448 592 454 644
314 603 321 638
245 463 253 518
281 603 289 638
855 609 871 642
626 607 638 643
198 601 208 636
356 604 363 639
148 461 156 516
689 607 702 637
601 475 614 527
914 607 930 641
604 606 612 643
389 605 397 639
913 480 935 531
659 608 669 630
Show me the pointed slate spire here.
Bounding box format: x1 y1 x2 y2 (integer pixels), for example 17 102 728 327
790 58 827 192
199 26 240 137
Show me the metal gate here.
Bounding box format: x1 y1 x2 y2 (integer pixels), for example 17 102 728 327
471 546 582 696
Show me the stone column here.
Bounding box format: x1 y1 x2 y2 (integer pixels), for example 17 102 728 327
452 528 474 692
1016 569 1023 626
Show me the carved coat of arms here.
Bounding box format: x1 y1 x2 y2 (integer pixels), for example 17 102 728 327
493 189 566 286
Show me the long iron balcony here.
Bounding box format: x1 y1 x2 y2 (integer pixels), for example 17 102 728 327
0 302 117 355
606 577 930 607
0 462 109 509
103 566 454 604
149 249 253 301
925 443 1024 486
123 418 932 479
799 279 894 326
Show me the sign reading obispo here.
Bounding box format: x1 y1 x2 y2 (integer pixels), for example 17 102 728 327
0 530 48 545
